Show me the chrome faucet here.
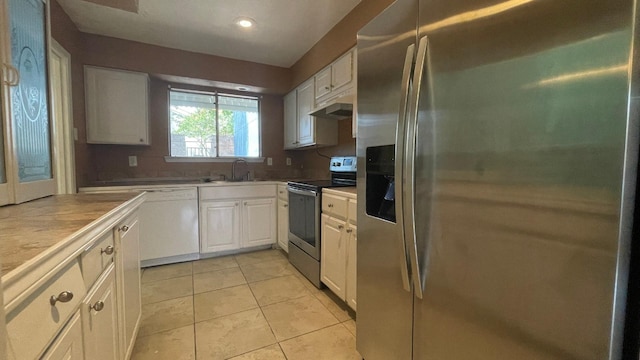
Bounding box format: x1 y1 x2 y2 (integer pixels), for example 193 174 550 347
231 159 249 181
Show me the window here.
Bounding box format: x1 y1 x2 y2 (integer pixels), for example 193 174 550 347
169 89 260 158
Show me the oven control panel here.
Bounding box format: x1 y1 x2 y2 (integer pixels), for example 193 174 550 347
330 156 357 172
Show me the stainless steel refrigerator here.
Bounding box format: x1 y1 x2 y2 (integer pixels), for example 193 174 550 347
356 0 640 359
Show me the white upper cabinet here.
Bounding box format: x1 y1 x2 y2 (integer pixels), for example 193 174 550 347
85 66 150 145
314 49 355 104
284 90 298 149
283 78 337 150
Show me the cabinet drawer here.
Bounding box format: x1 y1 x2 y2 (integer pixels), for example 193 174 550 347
6 260 87 359
322 193 348 219
81 230 115 288
277 184 288 201
200 185 276 201
348 199 357 225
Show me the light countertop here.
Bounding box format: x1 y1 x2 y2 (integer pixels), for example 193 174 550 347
323 186 357 198
0 193 142 276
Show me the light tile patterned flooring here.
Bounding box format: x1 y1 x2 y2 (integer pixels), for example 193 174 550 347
132 249 360 360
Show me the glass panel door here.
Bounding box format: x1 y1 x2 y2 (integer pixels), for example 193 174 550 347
8 0 52 183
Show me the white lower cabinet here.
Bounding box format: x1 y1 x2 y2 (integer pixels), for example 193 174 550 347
41 311 84 360
277 199 289 252
242 198 277 248
321 214 347 299
346 225 357 310
200 193 276 254
116 213 142 360
82 265 118 360
200 200 242 253
320 190 357 311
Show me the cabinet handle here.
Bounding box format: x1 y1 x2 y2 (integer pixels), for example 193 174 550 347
328 204 334 208
346 228 353 233
279 191 284 194
90 301 105 312
324 86 330 90
101 245 114 255
284 204 288 208
120 225 129 233
50 291 74 306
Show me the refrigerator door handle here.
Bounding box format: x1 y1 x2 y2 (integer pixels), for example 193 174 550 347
405 35 429 299
395 43 416 293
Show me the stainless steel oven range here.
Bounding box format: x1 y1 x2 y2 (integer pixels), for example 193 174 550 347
287 156 357 288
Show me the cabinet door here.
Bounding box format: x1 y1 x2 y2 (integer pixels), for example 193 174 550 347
200 200 241 253
331 50 353 93
41 311 83 360
314 67 331 100
277 199 289 252
297 79 315 146
116 215 141 360
82 265 118 360
320 214 346 299
85 66 149 145
284 91 298 149
242 198 276 248
346 225 357 311
6 0 56 204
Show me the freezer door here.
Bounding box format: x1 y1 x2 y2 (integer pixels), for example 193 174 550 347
356 0 418 359
412 0 637 359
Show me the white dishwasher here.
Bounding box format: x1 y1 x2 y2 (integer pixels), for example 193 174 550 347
138 187 199 267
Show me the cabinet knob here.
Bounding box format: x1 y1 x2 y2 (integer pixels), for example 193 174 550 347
284 204 288 208
139 138 144 142
50 291 74 306
244 202 248 206
338 224 344 230
120 225 129 233
346 228 353 233
3 63 20 86
324 86 330 90
101 245 114 255
328 204 334 208
235 202 239 206
90 301 105 312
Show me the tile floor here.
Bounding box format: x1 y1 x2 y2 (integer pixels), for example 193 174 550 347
131 249 360 360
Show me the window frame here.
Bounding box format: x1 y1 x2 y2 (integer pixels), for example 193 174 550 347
165 87 264 163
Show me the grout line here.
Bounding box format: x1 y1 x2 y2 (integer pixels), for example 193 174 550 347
278 342 290 360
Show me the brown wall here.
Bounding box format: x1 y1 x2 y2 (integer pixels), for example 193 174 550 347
50 0 388 187
91 80 305 182
289 0 395 89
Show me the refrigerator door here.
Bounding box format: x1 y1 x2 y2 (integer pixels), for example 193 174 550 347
412 0 637 359
356 0 418 359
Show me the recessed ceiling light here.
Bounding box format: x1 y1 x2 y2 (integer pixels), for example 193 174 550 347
235 17 255 28
237 86 249 91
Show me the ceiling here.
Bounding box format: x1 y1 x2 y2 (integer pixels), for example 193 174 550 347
56 0 362 68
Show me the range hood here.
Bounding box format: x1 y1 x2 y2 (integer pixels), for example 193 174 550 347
309 94 353 120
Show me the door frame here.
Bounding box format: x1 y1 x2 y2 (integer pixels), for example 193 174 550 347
49 39 76 194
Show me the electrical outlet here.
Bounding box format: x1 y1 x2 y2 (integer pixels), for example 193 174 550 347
267 157 273 166
286 157 291 166
128 155 137 167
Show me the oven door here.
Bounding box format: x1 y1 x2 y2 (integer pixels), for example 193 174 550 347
287 186 320 260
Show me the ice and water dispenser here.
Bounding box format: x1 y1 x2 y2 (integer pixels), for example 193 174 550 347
366 145 396 222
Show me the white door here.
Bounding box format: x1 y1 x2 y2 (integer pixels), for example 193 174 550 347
320 214 347 299
346 224 357 311
297 79 314 146
277 199 289 252
200 200 241 253
284 91 298 149
242 198 276 248
49 40 75 195
117 216 141 360
82 265 118 360
41 312 84 360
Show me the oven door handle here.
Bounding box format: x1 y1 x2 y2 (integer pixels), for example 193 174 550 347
287 187 318 197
